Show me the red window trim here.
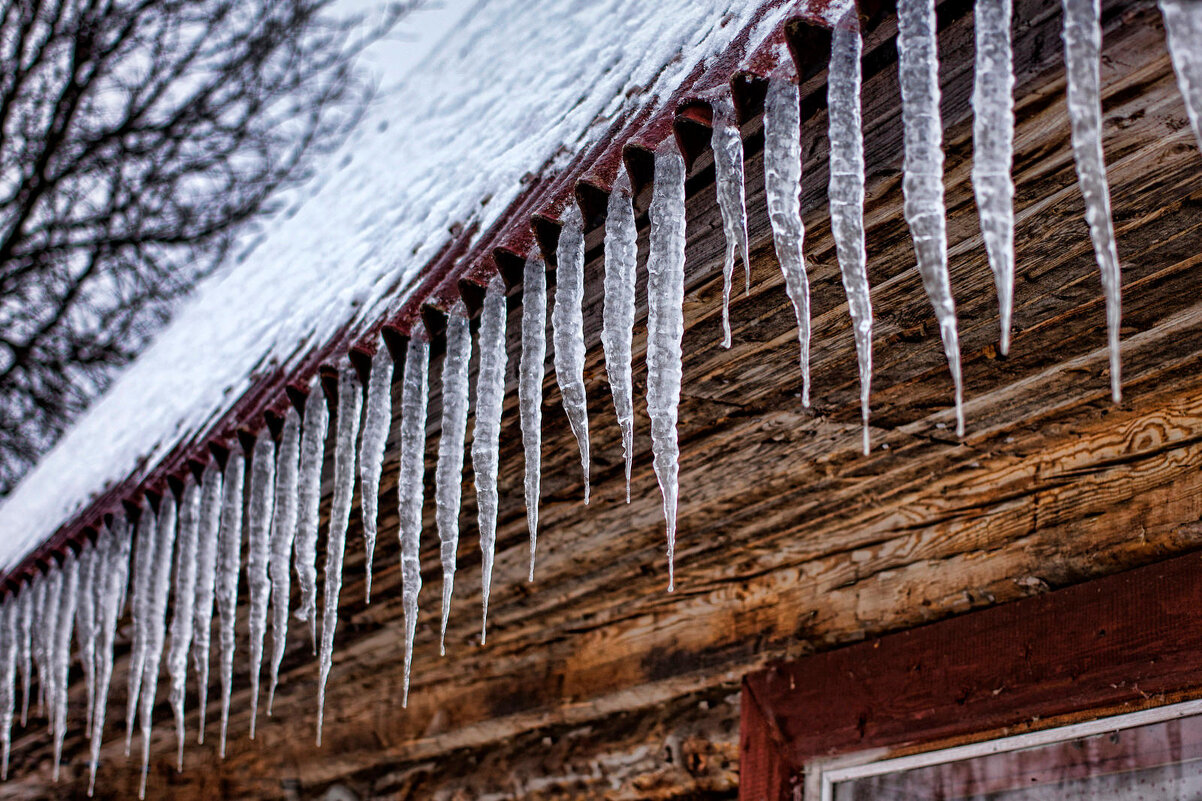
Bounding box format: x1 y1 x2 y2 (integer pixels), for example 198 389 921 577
739 552 1202 800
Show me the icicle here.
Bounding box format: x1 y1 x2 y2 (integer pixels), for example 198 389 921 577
519 254 548 577
551 202 591 503
473 274 508 644
91 518 132 797
646 146 688 592
1 599 16 780
52 553 79 780
316 360 362 746
267 406 301 714
398 333 430 704
167 477 201 770
192 460 222 744
602 169 637 502
712 95 751 348
1063 0 1122 402
139 491 178 799
74 540 97 739
246 428 276 740
16 582 31 727
972 0 1016 354
125 501 157 755
829 9 874 454
436 309 471 652
359 344 393 605
295 380 329 649
34 564 58 726
1161 0 1202 149
764 73 813 406
216 450 245 758
897 0 965 434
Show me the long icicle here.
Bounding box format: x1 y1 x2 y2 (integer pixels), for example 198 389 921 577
474 274 508 643
602 168 637 501
973 0 1016 354
51 551 79 781
317 360 362 746
764 73 813 406
192 459 223 744
246 428 276 740
16 581 32 727
125 501 157 755
359 342 394 605
37 566 61 732
829 9 874 454
268 406 301 714
437 307 471 651
646 146 687 592
712 95 751 348
1 599 15 779
295 379 329 649
216 450 245 758
898 0 965 435
75 540 98 739
139 490 177 799
399 333 430 704
519 253 548 575
90 518 132 796
1161 0 1202 149
167 476 201 770
552 202 591 503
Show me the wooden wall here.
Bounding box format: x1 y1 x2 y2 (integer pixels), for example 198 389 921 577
5 0 1202 797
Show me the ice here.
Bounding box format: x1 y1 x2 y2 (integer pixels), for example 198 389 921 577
37 566 61 730
763 73 812 405
125 503 156 754
897 0 965 435
437 308 471 651
139 490 177 799
191 460 223 743
602 168 637 501
473 274 508 643
972 0 1016 354
398 334 430 705
295 379 329 648
828 9 874 454
1063 0 1122 402
645 146 687 592
519 254 548 576
167 476 201 770
90 517 132 796
1 599 14 779
712 95 751 348
317 361 362 746
74 540 97 738
245 428 276 739
16 582 31 727
268 406 301 714
216 450 245 758
359 342 394 605
1161 0 1202 149
552 202 591 503
51 551 79 780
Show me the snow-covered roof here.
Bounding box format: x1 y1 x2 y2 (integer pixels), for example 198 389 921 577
0 0 848 576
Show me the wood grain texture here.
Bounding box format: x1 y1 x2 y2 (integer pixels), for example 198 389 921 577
5 1 1202 799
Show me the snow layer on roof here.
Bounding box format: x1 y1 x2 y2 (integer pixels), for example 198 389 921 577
0 0 831 572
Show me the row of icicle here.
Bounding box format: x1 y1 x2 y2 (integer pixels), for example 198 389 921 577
2 0 1201 795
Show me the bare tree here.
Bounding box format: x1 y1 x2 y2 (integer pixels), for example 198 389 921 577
0 0 406 493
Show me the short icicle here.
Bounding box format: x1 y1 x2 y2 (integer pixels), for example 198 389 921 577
139 490 178 799
763 72 812 405
51 552 79 781
436 307 471 651
519 253 548 574
359 342 394 605
398 332 430 704
192 460 223 743
551 202 590 503
216 450 245 758
268 406 301 714
246 427 276 739
828 9 874 454
712 94 751 348
646 146 688 592
1 600 15 779
474 274 508 643
295 379 329 648
125 502 157 755
167 476 201 770
91 518 132 796
972 0 1016 353
1063 0 1122 401
602 168 637 500
1161 0 1202 149
317 360 362 746
897 0 965 435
